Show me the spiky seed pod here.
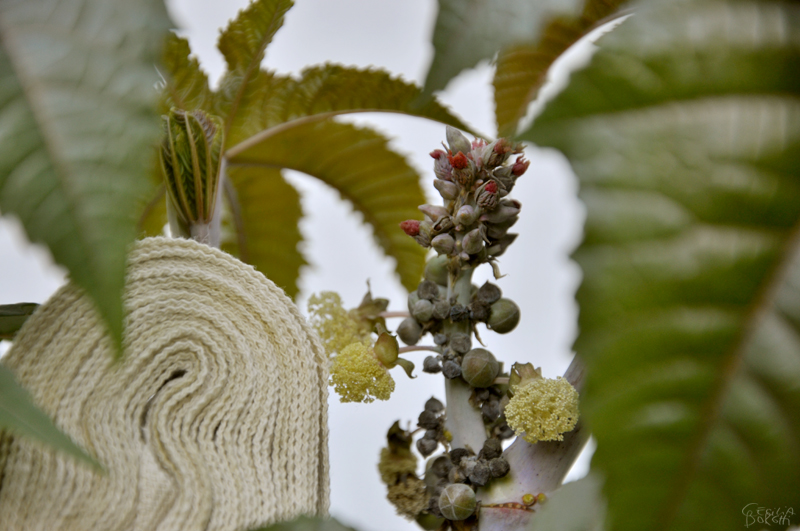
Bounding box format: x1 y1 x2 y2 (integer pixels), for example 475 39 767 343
439 484 477 521
488 298 521 334
397 317 423 346
461 348 500 388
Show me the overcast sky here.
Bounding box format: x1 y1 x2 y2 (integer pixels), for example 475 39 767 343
0 2 592 530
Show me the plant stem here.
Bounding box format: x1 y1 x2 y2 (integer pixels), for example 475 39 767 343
443 266 486 453
380 311 411 319
477 355 589 530
398 345 438 355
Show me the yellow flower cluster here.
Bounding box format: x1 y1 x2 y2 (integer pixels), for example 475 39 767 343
329 342 395 403
387 477 427 520
504 376 579 443
378 446 417 484
307 292 371 356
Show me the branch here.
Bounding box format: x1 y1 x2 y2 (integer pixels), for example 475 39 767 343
477 355 589 531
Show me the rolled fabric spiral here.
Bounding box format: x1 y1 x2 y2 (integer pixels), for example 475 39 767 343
0 237 330 531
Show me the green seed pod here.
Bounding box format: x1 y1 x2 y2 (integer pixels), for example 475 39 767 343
411 299 434 322
397 317 423 345
461 348 500 388
432 233 456 255
488 298 521 334
432 300 450 321
374 332 399 368
424 255 450 286
407 290 421 313
439 483 477 521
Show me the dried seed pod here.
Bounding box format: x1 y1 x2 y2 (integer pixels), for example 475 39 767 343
439 483 476 520
422 357 442 374
418 410 440 430
442 360 462 379
425 397 445 413
488 298 521 334
468 461 491 486
468 301 490 322
417 280 440 301
433 333 448 345
449 304 469 322
461 348 500 388
488 457 510 478
477 282 502 305
479 438 502 460
397 317 423 345
432 300 451 321
417 438 438 457
481 399 502 422
447 466 467 484
449 333 471 354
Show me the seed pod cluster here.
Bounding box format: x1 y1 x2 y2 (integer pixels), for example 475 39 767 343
415 397 448 458
401 127 529 266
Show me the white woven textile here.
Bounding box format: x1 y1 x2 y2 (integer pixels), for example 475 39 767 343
0 237 330 530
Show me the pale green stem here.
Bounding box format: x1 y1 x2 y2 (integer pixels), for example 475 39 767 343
443 266 486 453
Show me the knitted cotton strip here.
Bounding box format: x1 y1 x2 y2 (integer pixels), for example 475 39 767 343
0 237 330 531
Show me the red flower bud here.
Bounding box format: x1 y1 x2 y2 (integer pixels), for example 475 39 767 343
430 149 447 160
493 138 512 155
485 181 498 194
400 220 421 236
448 152 469 170
512 157 530 177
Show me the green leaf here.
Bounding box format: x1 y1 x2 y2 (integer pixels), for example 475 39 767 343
528 476 606 531
248 515 358 531
422 0 580 98
493 0 630 137
160 33 214 113
215 0 294 140
284 64 475 133
221 167 306 298
227 119 427 292
0 365 100 469
138 185 167 238
0 303 39 339
522 1 800 530
0 0 171 352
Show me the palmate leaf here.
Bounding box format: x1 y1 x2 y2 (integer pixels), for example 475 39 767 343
0 366 100 469
215 0 294 142
160 33 214 114
493 0 630 137
0 303 38 339
421 0 580 99
227 119 426 292
522 1 800 530
221 167 305 298
0 0 170 352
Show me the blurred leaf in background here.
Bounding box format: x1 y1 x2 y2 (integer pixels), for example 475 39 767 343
522 0 800 529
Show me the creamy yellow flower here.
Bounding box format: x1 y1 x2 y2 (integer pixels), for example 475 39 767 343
504 376 579 443
330 342 395 403
308 292 371 356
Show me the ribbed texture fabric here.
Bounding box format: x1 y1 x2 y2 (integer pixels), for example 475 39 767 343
0 237 330 531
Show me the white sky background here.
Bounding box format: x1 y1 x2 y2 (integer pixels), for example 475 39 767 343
0 1 594 530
